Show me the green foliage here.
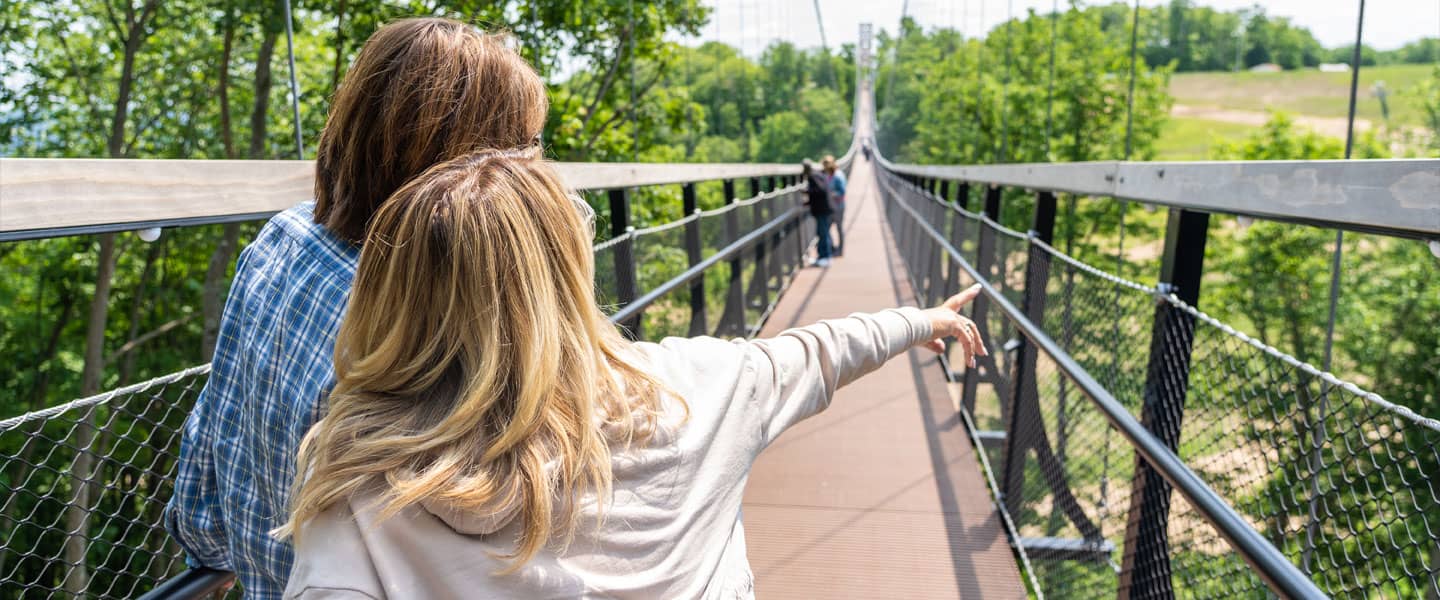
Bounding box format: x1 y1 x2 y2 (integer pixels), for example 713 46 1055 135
545 38 853 163
1412 66 1440 155
875 9 1172 262
755 87 850 163
876 10 1172 166
1207 109 1434 410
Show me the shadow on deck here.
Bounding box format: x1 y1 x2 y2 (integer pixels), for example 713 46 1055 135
741 158 1025 599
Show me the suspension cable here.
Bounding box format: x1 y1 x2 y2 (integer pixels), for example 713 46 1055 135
1107 0 1139 495
885 0 911 120
975 0 986 160
815 0 838 89
1323 0 1367 375
281 0 304 159
1306 1 1366 571
1043 0 1058 160
1122 0 1139 160
628 0 638 162
683 4 693 159
998 0 1013 163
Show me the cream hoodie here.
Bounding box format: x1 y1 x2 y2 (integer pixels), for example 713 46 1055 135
284 307 932 599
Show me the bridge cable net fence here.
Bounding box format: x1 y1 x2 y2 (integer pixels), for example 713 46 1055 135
1 182 813 598
1 366 212 599
880 171 1440 598
594 184 808 338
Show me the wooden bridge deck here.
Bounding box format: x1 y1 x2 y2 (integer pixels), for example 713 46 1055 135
742 157 1026 599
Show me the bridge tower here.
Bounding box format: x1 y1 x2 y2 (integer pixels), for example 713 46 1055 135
857 23 874 89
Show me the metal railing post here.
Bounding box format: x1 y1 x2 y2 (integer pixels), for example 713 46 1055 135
1001 191 1057 517
1117 208 1210 600
682 183 706 336
906 183 924 271
717 180 746 337
961 185 1003 415
923 183 946 305
766 176 784 292
945 182 971 301
794 183 808 270
747 196 771 314
609 188 641 339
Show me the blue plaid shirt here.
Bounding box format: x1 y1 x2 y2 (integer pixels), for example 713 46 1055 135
165 202 359 599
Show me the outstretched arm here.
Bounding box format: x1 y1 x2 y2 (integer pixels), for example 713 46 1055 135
745 285 987 446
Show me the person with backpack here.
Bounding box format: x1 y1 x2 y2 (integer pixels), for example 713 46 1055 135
802 159 835 267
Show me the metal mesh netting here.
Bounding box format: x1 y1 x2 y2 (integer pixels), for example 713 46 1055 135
616 185 810 339
879 170 1440 599
1172 300 1440 598
0 366 229 599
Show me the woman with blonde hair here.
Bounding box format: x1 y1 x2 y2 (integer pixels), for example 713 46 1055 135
166 18 549 597
279 151 988 599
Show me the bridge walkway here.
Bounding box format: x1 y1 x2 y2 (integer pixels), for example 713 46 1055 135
741 156 1026 598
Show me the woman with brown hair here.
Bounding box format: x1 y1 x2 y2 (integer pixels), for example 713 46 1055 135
277 151 987 598
165 19 548 598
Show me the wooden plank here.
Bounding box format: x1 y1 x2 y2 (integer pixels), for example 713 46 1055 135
887 161 1119 198
0 158 803 240
885 158 1440 238
0 159 314 237
1114 160 1440 237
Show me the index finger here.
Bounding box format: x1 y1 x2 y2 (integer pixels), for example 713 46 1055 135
942 283 983 312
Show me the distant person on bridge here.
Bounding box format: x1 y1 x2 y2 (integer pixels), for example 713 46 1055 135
276 150 988 599
823 155 847 257
803 159 835 267
163 18 549 599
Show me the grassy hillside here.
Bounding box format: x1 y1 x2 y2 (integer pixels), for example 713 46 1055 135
1155 63 1436 159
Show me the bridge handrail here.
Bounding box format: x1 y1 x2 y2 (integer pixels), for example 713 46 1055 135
878 169 1329 600
611 200 805 325
0 158 807 242
902 188 1435 434
883 158 1440 240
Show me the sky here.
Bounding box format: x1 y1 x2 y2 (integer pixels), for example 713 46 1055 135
694 0 1440 55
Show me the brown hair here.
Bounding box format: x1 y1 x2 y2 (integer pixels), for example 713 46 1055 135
279 150 680 571
313 18 549 243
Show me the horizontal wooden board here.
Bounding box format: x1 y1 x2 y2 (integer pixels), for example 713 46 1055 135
0 158 804 240
886 159 1440 238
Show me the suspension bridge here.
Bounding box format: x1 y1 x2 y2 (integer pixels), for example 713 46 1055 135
3 15 1440 600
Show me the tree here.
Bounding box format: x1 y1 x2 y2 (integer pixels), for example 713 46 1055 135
755 87 850 162
878 9 1172 166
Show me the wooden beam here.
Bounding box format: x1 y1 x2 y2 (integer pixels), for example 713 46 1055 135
884 159 1440 238
0 158 804 241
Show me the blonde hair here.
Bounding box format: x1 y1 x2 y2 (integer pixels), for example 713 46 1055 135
278 150 676 571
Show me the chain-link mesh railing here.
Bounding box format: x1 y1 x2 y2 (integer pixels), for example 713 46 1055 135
879 169 1439 599
1 179 818 599
1 366 217 599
